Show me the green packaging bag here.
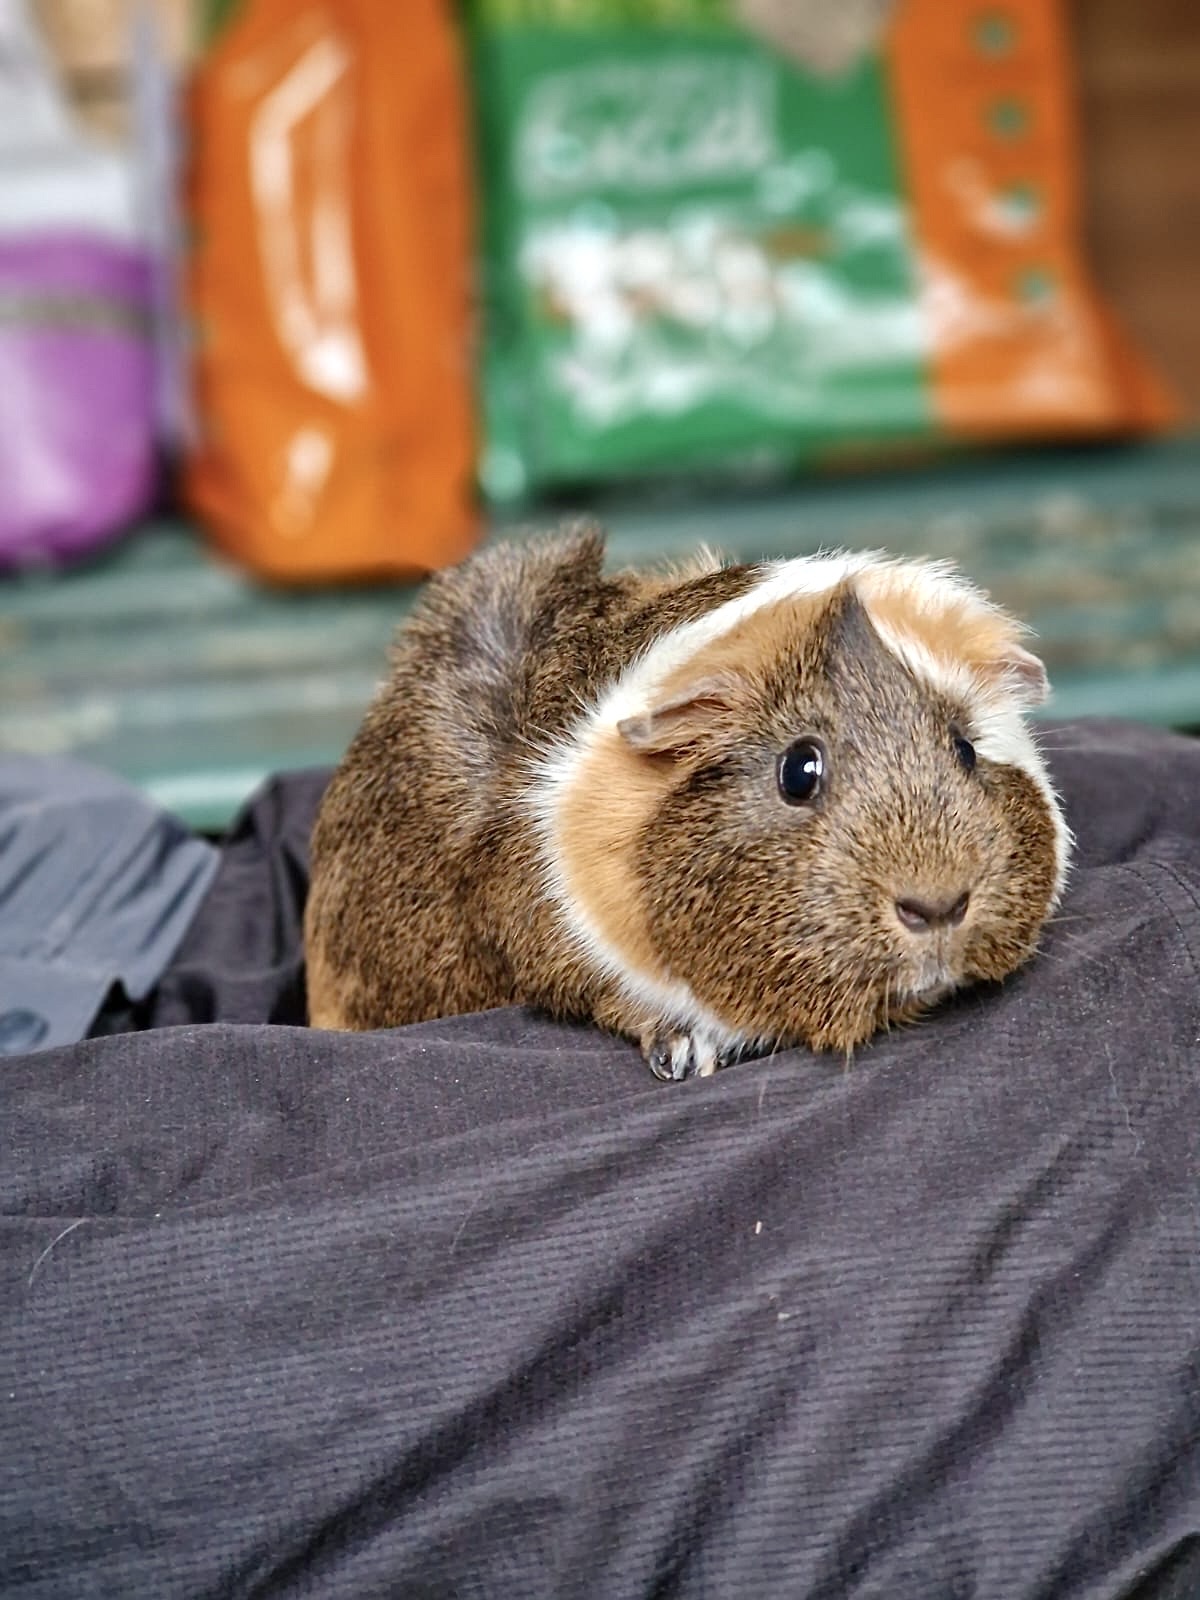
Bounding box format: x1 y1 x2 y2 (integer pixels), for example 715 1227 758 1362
467 0 1171 501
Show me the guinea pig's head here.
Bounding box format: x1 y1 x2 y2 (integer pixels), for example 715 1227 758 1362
537 554 1069 1057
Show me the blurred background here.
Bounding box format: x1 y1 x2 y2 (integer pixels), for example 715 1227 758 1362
0 0 1196 828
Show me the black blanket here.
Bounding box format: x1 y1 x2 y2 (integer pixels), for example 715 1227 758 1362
4 720 1200 1599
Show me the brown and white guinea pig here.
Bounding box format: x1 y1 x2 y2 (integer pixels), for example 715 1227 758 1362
304 524 1070 1080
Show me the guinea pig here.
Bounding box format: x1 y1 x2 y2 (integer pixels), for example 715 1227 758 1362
304 524 1069 1079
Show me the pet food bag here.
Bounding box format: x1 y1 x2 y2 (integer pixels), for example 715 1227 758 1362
468 0 1175 501
185 0 478 582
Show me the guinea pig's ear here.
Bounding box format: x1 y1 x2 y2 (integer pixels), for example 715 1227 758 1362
986 643 1050 707
616 673 741 756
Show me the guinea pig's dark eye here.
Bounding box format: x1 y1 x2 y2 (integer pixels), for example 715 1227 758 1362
953 732 977 772
777 738 824 805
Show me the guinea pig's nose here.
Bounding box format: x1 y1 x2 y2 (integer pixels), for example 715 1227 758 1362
894 891 970 933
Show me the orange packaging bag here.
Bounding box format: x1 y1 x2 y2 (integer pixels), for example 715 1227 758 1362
185 0 478 582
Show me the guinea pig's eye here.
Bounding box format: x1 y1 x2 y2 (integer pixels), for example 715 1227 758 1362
952 732 977 772
777 738 824 805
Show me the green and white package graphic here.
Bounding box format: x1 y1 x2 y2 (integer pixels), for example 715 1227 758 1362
467 0 1170 500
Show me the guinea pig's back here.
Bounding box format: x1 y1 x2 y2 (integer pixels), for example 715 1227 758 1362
384 525 616 796
305 526 767 1030
304 528 616 1028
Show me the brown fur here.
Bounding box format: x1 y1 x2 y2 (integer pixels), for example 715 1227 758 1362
304 528 1060 1070
304 525 758 1034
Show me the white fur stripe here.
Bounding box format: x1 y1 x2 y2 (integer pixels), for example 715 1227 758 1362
527 742 746 1047
605 550 878 726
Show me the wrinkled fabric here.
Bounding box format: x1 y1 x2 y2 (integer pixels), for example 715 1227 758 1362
3 719 1199 1599
89 767 322 1036
0 757 216 1053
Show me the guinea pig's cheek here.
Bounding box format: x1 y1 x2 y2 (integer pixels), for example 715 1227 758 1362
957 768 1060 980
997 771 1059 910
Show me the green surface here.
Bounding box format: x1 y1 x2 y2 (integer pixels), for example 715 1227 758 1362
2 438 1199 830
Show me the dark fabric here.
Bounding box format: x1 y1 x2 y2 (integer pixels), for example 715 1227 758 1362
89 768 323 1036
0 756 217 1053
4 719 1200 1598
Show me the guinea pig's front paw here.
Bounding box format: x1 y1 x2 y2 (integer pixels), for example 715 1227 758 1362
640 1023 731 1082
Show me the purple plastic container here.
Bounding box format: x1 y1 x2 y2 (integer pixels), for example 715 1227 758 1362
0 232 157 571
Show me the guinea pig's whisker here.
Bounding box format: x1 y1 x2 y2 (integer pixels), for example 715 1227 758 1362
881 974 896 1034
1049 926 1108 952
1029 728 1098 749
1044 910 1103 928
1032 929 1105 967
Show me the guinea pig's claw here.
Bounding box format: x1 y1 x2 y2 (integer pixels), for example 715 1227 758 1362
645 1041 680 1081
642 1028 720 1082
